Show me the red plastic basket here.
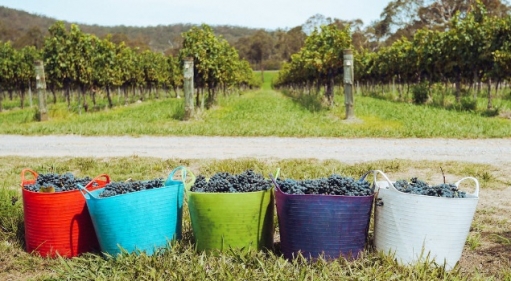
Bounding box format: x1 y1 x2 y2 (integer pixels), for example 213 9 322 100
21 169 110 257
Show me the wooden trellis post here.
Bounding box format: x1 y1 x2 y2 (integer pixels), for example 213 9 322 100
34 60 48 121
183 58 194 120
343 49 355 120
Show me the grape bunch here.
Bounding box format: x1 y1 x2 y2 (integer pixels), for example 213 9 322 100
24 172 95 192
276 174 373 196
190 170 271 193
393 177 467 198
99 178 164 198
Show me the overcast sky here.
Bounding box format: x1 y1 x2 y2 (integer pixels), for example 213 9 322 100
1 0 389 30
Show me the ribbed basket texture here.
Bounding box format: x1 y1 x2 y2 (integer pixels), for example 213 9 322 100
188 189 274 252
21 169 109 257
275 188 374 260
82 167 188 256
373 170 479 270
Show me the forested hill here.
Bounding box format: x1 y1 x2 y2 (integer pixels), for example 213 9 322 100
0 6 259 53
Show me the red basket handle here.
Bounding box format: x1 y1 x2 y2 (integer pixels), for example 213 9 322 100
20 168 38 188
84 174 111 190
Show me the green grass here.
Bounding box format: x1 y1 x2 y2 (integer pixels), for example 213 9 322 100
1 157 511 280
1 88 510 138
260 70 279 90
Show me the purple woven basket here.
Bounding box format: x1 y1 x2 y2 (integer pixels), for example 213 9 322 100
274 180 374 260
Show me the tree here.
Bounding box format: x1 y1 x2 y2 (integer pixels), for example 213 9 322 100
274 26 306 62
274 24 352 106
0 41 15 111
69 24 97 111
13 26 45 49
303 24 352 105
12 45 39 108
180 24 255 109
250 30 274 81
43 21 75 106
92 36 119 108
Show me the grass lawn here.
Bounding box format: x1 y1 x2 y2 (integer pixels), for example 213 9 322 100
1 85 510 138
1 156 510 280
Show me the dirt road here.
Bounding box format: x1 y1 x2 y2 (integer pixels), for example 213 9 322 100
1 135 510 165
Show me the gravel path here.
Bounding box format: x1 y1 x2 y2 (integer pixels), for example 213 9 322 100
1 135 510 165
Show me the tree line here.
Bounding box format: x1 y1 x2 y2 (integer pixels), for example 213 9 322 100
2 1 511 112
358 1 511 109
0 22 258 112
274 1 511 111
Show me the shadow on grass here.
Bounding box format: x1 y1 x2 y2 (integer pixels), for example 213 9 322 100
477 231 511 261
0 190 25 249
280 89 325 113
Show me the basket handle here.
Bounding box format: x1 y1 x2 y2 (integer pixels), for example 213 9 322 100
166 166 196 191
372 170 397 191
84 174 110 190
269 168 281 192
77 184 97 199
20 168 38 187
455 177 479 197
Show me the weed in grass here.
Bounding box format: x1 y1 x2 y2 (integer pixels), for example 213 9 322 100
467 232 482 250
490 234 511 245
482 108 500 117
0 186 24 242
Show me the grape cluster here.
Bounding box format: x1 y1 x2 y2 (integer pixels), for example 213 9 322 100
24 172 95 192
99 178 164 198
190 170 271 193
393 177 467 198
277 174 372 196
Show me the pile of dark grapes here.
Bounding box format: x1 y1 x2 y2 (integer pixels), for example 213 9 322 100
99 178 164 198
276 174 373 196
24 172 95 192
190 170 272 193
393 177 467 198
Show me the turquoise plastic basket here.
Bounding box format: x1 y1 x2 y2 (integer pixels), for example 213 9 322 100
80 167 190 256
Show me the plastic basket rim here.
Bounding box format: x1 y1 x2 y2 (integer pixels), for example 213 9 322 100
89 182 183 200
188 187 274 195
22 184 101 195
377 185 479 200
275 188 375 198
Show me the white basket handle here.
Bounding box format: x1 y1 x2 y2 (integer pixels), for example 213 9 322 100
77 183 97 199
454 177 479 197
372 170 397 191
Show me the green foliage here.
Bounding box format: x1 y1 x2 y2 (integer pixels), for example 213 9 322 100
412 83 429 105
179 24 256 106
355 4 511 112
0 41 15 93
274 24 352 104
0 22 255 114
0 186 23 242
460 97 478 111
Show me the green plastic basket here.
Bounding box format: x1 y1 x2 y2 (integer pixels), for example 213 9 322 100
187 189 274 252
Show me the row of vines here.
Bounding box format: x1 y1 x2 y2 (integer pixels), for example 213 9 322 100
0 22 258 113
274 3 511 110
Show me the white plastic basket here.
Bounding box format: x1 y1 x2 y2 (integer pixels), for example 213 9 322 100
372 170 479 270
